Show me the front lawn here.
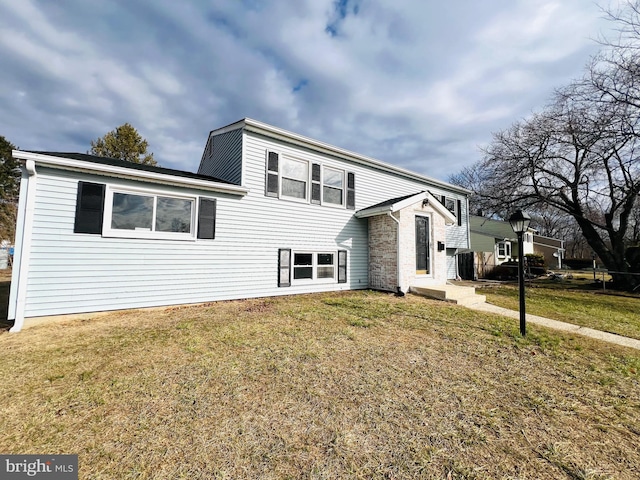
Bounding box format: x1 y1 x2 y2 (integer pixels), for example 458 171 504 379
477 278 640 340
1 291 639 479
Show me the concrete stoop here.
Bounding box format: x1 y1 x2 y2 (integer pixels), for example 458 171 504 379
409 285 486 307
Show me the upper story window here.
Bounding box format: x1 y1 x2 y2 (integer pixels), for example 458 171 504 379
74 181 216 241
440 195 463 227
265 151 355 209
323 167 344 205
445 197 456 216
281 157 308 200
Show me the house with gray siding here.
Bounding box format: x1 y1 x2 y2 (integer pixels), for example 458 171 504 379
464 215 564 279
8 118 470 332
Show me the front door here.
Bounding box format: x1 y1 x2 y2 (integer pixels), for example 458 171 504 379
415 216 430 275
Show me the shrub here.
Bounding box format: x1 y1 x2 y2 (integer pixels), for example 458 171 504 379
563 258 594 270
524 254 546 275
485 261 518 280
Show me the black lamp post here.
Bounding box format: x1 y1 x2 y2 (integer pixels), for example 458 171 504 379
509 210 531 336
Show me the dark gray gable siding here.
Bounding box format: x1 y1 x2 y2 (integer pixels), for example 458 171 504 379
198 129 243 185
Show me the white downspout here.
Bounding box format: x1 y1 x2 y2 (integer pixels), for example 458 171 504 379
9 159 37 333
387 212 403 295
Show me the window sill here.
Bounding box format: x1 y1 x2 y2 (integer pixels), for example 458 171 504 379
102 230 197 242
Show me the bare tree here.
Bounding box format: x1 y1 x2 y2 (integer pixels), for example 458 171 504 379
451 1 640 290
478 80 639 289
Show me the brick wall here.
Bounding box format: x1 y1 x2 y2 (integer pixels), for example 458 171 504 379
368 215 397 291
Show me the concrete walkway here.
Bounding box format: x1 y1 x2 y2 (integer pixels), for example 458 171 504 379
467 302 640 351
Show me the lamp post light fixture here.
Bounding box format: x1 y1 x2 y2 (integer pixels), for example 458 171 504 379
508 210 531 336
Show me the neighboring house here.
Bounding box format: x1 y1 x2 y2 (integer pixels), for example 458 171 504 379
462 215 564 279
8 118 470 332
533 234 565 269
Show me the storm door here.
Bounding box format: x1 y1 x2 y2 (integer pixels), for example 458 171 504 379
415 216 430 275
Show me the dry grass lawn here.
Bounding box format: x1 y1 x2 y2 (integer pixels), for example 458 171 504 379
1 291 639 479
477 277 640 340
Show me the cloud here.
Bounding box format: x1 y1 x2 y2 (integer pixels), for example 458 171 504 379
0 0 621 180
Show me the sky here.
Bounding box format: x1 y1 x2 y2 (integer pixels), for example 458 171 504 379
0 0 624 182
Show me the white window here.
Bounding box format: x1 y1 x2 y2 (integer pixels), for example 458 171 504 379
322 167 344 206
104 187 197 240
444 197 457 217
281 157 308 200
265 151 355 208
497 241 511 259
293 252 336 283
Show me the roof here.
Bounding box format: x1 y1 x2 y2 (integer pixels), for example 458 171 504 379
360 192 419 211
469 215 516 240
30 151 233 184
209 118 471 196
12 151 249 196
355 191 457 225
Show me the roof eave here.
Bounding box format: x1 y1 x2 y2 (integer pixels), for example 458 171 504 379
356 191 457 225
12 151 249 196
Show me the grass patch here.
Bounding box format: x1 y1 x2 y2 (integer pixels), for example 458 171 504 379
1 291 639 478
477 278 640 340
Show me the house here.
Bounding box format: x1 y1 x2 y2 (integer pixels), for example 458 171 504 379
532 234 565 269
461 215 564 279
7 118 471 332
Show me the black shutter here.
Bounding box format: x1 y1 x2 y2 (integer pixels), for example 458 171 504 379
278 249 291 287
266 151 279 196
440 195 446 205
74 181 105 234
457 199 462 226
197 198 216 239
311 163 321 203
338 250 347 283
346 172 355 210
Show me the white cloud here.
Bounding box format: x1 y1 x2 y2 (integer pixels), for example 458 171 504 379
0 0 623 180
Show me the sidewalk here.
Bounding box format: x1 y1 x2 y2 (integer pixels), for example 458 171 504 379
468 302 640 351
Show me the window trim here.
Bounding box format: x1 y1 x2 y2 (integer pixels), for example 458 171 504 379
497 241 511 259
291 250 339 285
279 156 309 203
443 196 457 218
102 185 198 241
321 166 345 208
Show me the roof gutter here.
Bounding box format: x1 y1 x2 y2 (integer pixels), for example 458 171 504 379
12 151 250 196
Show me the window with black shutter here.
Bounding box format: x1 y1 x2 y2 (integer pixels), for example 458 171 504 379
457 199 462 226
266 151 279 196
74 181 105 234
197 198 216 239
278 249 291 287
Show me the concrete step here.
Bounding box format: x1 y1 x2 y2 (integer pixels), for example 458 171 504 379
410 285 486 306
